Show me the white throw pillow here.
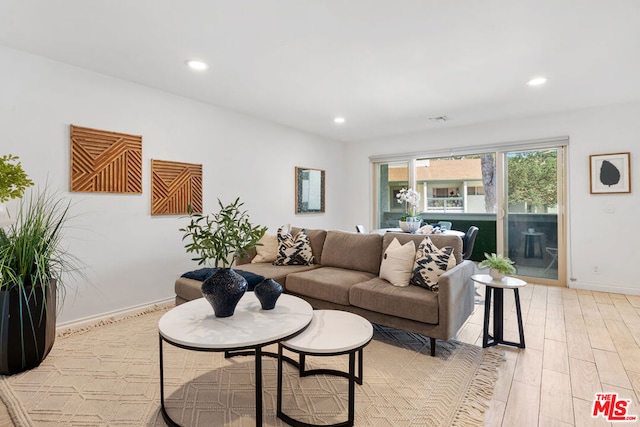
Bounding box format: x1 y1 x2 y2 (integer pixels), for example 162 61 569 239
379 238 416 287
251 234 278 263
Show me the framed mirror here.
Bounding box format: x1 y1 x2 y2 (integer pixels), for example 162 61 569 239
295 167 325 214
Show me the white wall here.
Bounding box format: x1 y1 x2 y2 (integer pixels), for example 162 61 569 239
0 45 346 324
345 103 639 296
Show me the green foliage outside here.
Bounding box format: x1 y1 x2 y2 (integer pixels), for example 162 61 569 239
0 155 34 203
507 150 557 211
180 198 267 268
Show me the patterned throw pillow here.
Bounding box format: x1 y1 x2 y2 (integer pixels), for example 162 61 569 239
410 236 456 292
273 227 315 265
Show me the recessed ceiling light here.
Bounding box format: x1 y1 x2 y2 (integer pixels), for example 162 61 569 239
185 59 208 71
334 117 346 124
527 76 547 86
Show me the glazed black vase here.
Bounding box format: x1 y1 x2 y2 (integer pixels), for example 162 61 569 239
201 268 248 317
254 278 283 310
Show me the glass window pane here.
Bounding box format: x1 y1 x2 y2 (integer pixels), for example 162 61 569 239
375 162 409 228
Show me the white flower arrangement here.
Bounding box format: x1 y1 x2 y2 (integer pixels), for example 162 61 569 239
396 188 421 219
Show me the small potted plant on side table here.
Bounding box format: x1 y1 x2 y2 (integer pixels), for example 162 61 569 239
478 252 516 281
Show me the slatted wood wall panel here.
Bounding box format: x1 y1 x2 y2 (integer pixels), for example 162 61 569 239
151 159 202 215
70 125 143 193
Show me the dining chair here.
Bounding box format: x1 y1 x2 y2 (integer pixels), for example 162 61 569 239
462 226 479 260
355 225 366 233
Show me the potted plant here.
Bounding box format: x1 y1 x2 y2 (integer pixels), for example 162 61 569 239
180 197 267 317
478 252 516 280
396 188 422 233
0 154 34 223
0 188 80 374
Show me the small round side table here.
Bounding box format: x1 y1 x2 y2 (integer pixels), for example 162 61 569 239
471 274 527 349
277 310 373 427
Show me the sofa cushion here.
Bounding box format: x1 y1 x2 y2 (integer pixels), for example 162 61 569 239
228 262 319 287
410 237 456 292
379 238 416 287
349 277 439 324
274 227 314 265
320 231 383 275
286 267 377 306
252 234 278 263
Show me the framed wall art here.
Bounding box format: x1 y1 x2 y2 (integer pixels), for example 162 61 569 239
70 125 143 193
590 152 631 194
151 159 202 215
295 167 325 214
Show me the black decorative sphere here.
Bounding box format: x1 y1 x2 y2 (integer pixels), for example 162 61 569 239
201 268 248 317
254 278 283 310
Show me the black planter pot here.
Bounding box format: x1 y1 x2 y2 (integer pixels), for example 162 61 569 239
201 268 248 317
254 278 283 310
0 279 57 375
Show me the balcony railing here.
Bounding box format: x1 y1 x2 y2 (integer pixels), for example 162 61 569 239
425 197 463 212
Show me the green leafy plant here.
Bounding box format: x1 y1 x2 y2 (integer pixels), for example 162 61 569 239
478 252 516 275
0 154 34 203
0 188 82 294
0 187 83 374
180 197 267 268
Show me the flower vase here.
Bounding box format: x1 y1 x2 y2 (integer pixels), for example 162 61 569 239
201 268 248 317
399 217 421 233
254 278 283 310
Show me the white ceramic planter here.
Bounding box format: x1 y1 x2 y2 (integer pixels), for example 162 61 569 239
490 269 505 280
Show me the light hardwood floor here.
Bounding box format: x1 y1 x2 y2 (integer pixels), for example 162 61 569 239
456 283 640 426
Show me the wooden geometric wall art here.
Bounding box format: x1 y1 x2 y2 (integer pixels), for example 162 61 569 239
70 125 143 193
151 159 203 215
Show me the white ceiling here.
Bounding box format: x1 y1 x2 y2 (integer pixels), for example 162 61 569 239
2 0 640 142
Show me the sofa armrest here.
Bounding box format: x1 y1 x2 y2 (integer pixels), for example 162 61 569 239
436 260 476 340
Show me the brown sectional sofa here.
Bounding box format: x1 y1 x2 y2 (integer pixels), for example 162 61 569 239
174 227 476 356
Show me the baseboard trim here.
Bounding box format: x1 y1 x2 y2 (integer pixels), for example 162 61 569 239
569 282 640 296
56 297 175 332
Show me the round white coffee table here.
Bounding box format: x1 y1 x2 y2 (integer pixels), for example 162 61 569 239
158 293 313 427
276 310 373 427
471 274 527 349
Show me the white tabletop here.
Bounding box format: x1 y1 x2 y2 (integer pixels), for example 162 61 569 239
282 310 373 354
158 293 313 349
471 274 527 289
371 228 465 238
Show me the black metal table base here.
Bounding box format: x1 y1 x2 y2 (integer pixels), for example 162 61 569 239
482 286 525 349
159 336 266 427
276 344 364 427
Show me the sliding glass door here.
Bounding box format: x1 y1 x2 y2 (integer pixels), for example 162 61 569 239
501 148 565 283
372 139 567 286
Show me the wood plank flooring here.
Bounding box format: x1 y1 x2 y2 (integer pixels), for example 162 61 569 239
457 283 640 426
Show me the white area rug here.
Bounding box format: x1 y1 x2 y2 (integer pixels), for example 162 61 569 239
0 306 504 426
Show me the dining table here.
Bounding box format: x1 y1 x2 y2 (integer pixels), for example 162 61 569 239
370 228 465 238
